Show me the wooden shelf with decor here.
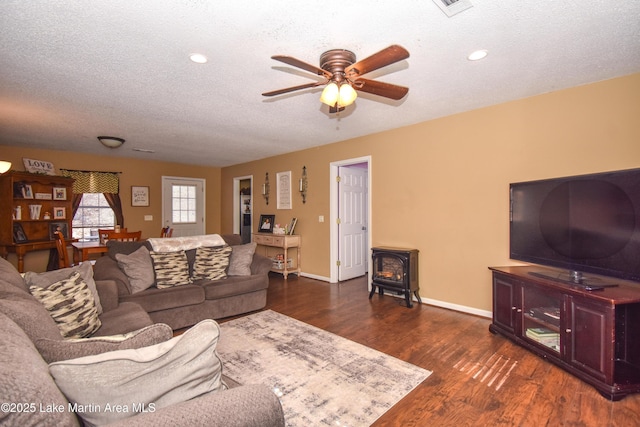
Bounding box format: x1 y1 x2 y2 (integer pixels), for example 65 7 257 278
0 171 74 272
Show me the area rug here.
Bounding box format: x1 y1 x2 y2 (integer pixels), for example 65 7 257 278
217 310 432 427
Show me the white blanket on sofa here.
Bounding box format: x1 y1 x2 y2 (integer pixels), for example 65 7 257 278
146 234 226 252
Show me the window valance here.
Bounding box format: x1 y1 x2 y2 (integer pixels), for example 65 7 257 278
60 170 120 194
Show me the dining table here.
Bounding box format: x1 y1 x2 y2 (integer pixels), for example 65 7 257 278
71 241 109 264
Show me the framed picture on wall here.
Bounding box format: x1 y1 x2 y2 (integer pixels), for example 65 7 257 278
131 186 149 207
258 214 275 233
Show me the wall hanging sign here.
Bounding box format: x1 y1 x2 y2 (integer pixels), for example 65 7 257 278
35 192 53 200
276 171 292 210
22 158 55 175
131 186 150 207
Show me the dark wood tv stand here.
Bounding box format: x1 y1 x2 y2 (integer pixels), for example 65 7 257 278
489 265 640 400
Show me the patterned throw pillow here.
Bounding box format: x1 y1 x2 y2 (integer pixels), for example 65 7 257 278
192 246 232 281
150 251 192 289
29 272 101 339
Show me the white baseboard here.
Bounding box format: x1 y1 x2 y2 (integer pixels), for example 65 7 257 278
421 297 492 319
298 272 331 282
289 274 492 319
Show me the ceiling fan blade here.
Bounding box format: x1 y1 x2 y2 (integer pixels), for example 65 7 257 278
352 78 409 100
271 55 332 78
262 82 325 97
345 45 409 77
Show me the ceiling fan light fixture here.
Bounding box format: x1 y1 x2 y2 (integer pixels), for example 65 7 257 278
338 83 357 107
320 82 340 106
98 136 125 148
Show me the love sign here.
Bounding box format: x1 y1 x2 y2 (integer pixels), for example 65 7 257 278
23 158 55 175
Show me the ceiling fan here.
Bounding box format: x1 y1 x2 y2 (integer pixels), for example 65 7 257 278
262 45 410 113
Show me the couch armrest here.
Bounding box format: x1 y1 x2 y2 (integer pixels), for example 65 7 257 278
251 253 273 275
108 384 285 427
93 256 132 296
95 280 119 312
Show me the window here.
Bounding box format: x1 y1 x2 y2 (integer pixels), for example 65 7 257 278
72 193 115 241
172 185 197 223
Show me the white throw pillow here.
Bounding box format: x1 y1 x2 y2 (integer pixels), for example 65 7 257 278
49 319 225 426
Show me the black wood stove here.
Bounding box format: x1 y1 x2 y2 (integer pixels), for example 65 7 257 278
370 247 420 308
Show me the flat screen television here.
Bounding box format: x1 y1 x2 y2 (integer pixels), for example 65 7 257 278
510 168 640 286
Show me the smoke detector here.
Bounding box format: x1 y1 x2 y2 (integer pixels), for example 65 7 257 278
432 0 473 17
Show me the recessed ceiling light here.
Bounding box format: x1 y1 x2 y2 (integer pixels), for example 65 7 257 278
468 50 488 61
189 53 208 64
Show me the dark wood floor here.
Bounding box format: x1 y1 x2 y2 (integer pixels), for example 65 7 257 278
223 273 640 427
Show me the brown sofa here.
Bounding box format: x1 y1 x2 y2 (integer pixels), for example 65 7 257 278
93 234 272 330
0 256 285 426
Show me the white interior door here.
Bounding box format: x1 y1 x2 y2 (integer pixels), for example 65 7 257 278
338 166 368 280
162 176 205 237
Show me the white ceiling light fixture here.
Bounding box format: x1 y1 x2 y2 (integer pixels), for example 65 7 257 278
0 161 11 174
189 53 208 64
320 81 357 108
468 50 488 61
98 136 125 148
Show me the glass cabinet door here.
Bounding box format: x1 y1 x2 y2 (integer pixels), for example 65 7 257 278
522 286 561 354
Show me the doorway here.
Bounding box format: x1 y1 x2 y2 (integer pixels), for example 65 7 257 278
330 156 371 283
232 175 253 243
161 176 205 237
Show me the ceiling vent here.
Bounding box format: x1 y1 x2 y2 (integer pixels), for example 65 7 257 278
432 0 473 17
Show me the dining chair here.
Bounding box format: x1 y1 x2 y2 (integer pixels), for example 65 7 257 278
103 230 142 242
98 228 128 244
53 231 72 268
160 226 173 238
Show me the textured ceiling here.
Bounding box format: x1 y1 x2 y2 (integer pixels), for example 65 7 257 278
1 1 639 167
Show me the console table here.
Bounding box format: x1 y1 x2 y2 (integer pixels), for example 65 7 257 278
253 234 301 279
489 265 640 400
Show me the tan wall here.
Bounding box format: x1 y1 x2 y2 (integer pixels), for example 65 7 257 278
2 73 638 311
222 73 640 312
0 147 222 271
